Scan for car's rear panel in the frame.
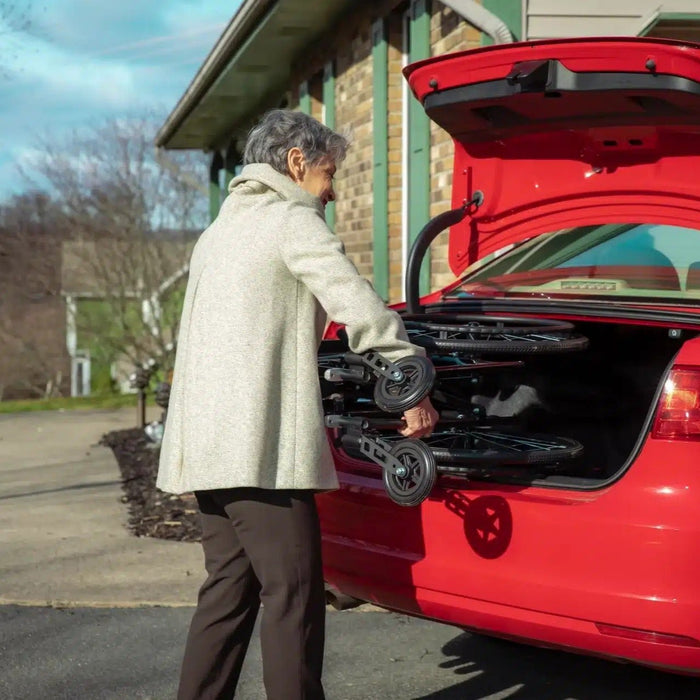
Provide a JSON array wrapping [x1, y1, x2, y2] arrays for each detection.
[[318, 426, 700, 670]]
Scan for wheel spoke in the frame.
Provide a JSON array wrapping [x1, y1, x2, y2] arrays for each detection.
[[466, 430, 570, 452]]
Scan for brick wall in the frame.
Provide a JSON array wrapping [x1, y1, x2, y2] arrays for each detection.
[[287, 0, 486, 302], [289, 2, 403, 285], [334, 25, 375, 280]]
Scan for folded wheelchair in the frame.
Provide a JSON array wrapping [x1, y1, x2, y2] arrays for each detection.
[[319, 315, 588, 507]]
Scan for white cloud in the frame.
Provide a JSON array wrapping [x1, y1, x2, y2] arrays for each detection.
[[3, 30, 136, 106], [0, 1, 242, 201], [88, 24, 226, 62], [161, 1, 237, 36]]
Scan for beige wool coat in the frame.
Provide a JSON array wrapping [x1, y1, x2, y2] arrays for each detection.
[[156, 163, 425, 494]]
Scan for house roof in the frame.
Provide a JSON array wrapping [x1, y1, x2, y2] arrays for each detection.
[[155, 0, 354, 152], [61, 239, 193, 297]]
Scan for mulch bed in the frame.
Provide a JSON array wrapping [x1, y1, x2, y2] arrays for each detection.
[[100, 428, 201, 542]]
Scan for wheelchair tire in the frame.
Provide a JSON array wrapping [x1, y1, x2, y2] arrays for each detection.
[[383, 439, 437, 507], [403, 314, 575, 336], [403, 315, 588, 355], [374, 355, 436, 413], [410, 334, 589, 355]]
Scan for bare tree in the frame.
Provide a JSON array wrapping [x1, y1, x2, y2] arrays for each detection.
[[19, 114, 208, 389], [0, 191, 70, 398], [25, 114, 207, 236]]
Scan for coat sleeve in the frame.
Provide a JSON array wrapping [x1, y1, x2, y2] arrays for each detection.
[[276, 204, 425, 362]]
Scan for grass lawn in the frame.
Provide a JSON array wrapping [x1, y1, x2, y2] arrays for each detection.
[[0, 393, 155, 414]]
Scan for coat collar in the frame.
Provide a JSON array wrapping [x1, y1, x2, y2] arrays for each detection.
[[229, 163, 324, 215]]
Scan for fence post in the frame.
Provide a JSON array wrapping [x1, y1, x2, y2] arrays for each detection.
[[131, 366, 153, 428]]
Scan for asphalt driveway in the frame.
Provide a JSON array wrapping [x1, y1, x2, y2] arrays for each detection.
[[2, 604, 699, 700]]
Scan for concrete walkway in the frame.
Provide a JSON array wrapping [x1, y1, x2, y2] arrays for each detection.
[[0, 407, 202, 607]]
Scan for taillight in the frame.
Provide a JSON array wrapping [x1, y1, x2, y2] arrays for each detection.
[[651, 366, 700, 440]]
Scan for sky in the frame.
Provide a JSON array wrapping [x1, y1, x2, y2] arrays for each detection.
[[0, 0, 243, 201]]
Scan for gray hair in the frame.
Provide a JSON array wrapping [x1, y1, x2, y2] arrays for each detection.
[[243, 109, 349, 174]]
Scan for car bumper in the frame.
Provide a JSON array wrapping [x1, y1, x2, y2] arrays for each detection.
[[323, 560, 700, 675]]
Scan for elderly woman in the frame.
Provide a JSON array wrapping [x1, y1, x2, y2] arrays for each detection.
[[157, 109, 438, 700]]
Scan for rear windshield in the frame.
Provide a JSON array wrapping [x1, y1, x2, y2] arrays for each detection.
[[447, 223, 700, 303]]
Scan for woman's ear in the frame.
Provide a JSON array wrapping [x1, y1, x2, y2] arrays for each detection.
[[287, 147, 305, 182]]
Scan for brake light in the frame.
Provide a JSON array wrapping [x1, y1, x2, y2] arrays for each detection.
[[651, 367, 700, 440]]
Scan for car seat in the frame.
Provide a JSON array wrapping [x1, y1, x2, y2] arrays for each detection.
[[686, 261, 700, 290]]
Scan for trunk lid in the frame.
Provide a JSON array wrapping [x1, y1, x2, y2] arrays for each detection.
[[404, 38, 700, 276]]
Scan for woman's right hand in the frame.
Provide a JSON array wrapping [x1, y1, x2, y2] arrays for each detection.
[[399, 397, 439, 439]]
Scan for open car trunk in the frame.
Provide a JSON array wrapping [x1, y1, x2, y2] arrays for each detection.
[[319, 315, 686, 489], [450, 318, 681, 486]]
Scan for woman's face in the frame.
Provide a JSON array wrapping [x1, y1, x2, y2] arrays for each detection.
[[287, 148, 336, 208]]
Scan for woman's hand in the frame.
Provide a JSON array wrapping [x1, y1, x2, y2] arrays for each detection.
[[399, 396, 439, 438]]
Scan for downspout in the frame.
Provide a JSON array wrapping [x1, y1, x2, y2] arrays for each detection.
[[440, 0, 514, 44]]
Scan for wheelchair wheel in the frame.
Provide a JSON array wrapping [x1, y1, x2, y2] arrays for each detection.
[[383, 439, 437, 507], [421, 429, 583, 466], [374, 355, 436, 413], [403, 315, 588, 355]]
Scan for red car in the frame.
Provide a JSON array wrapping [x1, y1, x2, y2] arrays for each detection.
[[317, 37, 700, 675]]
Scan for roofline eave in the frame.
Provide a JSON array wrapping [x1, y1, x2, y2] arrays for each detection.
[[156, 0, 275, 150]]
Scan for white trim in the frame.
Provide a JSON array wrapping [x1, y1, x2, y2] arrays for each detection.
[[71, 350, 91, 397], [156, 0, 272, 147], [157, 263, 189, 296], [142, 296, 160, 336], [634, 8, 667, 37], [65, 295, 77, 357], [66, 294, 89, 397]]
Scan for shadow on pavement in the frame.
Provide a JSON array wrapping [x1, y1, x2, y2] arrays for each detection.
[[414, 631, 700, 700]]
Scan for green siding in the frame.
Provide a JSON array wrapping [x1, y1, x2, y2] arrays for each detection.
[[481, 0, 522, 45], [371, 20, 389, 301], [209, 151, 223, 222], [76, 298, 141, 394], [224, 144, 240, 192], [322, 62, 337, 232], [409, 0, 431, 296], [322, 64, 335, 130], [299, 80, 311, 114]]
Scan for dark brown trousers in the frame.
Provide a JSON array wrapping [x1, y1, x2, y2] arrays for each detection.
[[177, 488, 326, 700]]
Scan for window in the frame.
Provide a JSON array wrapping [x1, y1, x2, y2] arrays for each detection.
[[448, 223, 700, 302]]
